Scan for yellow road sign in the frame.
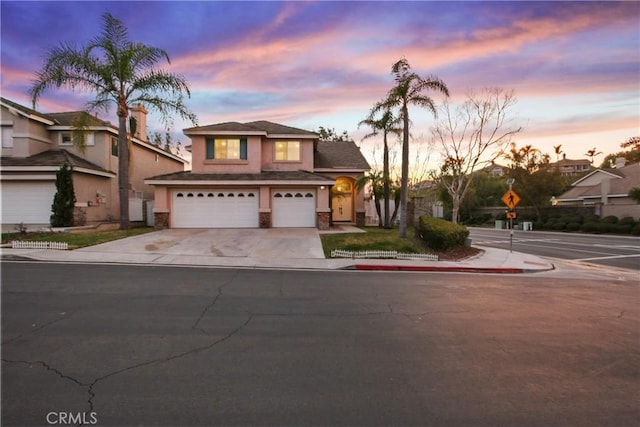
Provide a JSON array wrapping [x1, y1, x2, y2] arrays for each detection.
[[502, 190, 520, 209], [506, 211, 517, 219]]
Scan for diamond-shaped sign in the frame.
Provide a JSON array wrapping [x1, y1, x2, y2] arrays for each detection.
[[502, 190, 520, 210]]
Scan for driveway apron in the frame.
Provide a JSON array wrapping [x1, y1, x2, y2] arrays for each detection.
[[76, 228, 326, 259]]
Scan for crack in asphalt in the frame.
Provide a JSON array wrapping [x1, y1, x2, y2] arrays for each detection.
[[191, 270, 239, 334], [2, 313, 70, 345]]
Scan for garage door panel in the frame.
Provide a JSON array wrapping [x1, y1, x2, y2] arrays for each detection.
[[172, 189, 258, 228], [272, 190, 315, 228], [1, 181, 56, 224]]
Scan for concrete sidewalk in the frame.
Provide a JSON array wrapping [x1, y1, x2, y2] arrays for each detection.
[[0, 245, 554, 273]]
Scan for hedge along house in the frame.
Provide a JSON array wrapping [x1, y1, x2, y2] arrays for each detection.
[[145, 121, 370, 229], [0, 97, 187, 229]]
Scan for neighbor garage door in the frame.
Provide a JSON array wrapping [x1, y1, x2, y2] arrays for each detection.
[[172, 189, 259, 228], [1, 181, 56, 224], [272, 190, 316, 227]]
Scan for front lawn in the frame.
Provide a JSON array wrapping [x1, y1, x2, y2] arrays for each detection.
[[320, 226, 425, 258], [1, 227, 154, 250]]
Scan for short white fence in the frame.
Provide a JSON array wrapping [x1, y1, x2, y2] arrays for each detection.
[[331, 249, 438, 261], [11, 241, 69, 250]]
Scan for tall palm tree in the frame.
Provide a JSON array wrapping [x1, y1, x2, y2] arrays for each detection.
[[372, 58, 449, 237], [585, 148, 603, 165], [553, 144, 563, 162], [358, 109, 401, 228], [30, 12, 197, 229]]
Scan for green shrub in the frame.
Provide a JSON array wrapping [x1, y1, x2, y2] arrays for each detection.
[[566, 222, 581, 231], [631, 224, 640, 236], [601, 215, 618, 224], [583, 214, 600, 223], [619, 217, 636, 226], [418, 216, 469, 251]]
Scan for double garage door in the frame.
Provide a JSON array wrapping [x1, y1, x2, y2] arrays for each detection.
[[171, 188, 316, 228]]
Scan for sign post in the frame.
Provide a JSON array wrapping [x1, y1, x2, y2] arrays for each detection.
[[502, 180, 520, 253]]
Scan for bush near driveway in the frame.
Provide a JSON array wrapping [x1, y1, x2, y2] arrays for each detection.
[[320, 227, 424, 258], [418, 216, 469, 251]]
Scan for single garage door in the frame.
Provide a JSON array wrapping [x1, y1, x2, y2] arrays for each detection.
[[272, 190, 316, 228], [172, 189, 259, 228], [1, 181, 56, 224]]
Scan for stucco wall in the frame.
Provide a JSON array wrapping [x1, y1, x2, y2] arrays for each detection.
[[1, 107, 53, 157], [261, 139, 314, 171], [190, 135, 262, 173], [72, 173, 115, 223]]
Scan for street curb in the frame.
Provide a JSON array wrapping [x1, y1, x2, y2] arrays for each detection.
[[352, 264, 547, 273]]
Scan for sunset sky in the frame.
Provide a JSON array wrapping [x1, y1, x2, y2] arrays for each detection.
[[1, 1, 638, 170]]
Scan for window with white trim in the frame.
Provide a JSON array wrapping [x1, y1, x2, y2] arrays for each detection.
[[274, 141, 300, 161], [1, 126, 13, 148], [60, 131, 94, 146]]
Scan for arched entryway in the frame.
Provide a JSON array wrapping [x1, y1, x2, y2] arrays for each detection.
[[331, 177, 354, 222]]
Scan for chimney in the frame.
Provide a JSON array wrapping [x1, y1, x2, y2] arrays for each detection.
[[615, 157, 626, 169], [129, 104, 148, 141]]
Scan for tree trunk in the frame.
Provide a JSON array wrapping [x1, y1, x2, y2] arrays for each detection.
[[118, 109, 130, 230], [399, 104, 409, 238], [451, 194, 460, 225], [383, 133, 391, 228]]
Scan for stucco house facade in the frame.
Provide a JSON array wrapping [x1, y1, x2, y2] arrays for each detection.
[[145, 121, 370, 230], [553, 160, 639, 219], [0, 97, 186, 229]]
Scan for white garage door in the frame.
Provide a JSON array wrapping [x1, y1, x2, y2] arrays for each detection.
[[272, 190, 316, 228], [172, 189, 259, 228], [1, 181, 56, 224]]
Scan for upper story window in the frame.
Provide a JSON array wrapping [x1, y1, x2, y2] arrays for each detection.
[[275, 141, 300, 161], [206, 138, 247, 160], [111, 137, 118, 157], [60, 131, 94, 147], [1, 126, 13, 148]]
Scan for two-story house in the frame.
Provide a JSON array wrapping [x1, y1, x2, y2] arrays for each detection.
[[0, 97, 186, 229], [145, 121, 370, 230]]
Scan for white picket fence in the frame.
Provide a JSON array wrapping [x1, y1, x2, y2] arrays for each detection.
[[331, 249, 438, 261], [11, 241, 69, 250]]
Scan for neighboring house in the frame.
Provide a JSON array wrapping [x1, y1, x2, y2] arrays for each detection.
[[145, 120, 370, 229], [550, 154, 592, 176], [553, 160, 639, 219], [0, 97, 186, 229], [479, 161, 509, 176]]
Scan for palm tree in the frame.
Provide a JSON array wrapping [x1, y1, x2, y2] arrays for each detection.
[[30, 12, 197, 229], [585, 147, 603, 165], [355, 171, 384, 227], [371, 58, 449, 237], [358, 108, 401, 228], [553, 144, 563, 162]]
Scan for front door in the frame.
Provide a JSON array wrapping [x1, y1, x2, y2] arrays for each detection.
[[332, 178, 353, 222]]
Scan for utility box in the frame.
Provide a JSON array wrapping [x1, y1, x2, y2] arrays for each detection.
[[495, 220, 505, 229], [523, 221, 533, 231]]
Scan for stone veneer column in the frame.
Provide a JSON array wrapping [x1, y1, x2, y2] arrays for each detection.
[[317, 212, 330, 230], [154, 212, 169, 230], [259, 212, 271, 228], [356, 211, 365, 227]]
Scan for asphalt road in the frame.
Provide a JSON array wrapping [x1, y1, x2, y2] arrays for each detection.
[[2, 262, 639, 427], [469, 227, 640, 270]]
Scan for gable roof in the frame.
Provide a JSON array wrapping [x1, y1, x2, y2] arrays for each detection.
[[1, 149, 116, 177], [184, 120, 318, 139], [47, 111, 113, 127], [314, 140, 370, 171], [557, 162, 639, 201], [1, 97, 56, 125], [145, 169, 335, 185]]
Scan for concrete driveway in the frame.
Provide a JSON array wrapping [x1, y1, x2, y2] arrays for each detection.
[[77, 228, 326, 259]]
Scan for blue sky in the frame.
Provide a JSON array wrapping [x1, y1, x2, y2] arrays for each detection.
[[1, 1, 638, 169]]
